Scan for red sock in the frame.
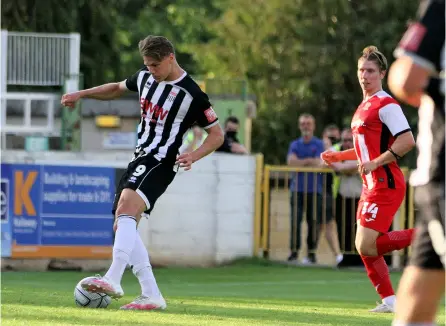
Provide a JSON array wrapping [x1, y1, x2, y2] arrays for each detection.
[[360, 255, 394, 299], [376, 228, 415, 256]]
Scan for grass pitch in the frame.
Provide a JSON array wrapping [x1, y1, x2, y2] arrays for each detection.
[[2, 260, 445, 325]]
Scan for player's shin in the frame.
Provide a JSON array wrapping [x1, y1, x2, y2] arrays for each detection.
[[104, 214, 137, 284], [360, 255, 395, 304], [130, 232, 162, 298]]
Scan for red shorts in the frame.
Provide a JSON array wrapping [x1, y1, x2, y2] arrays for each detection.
[[356, 187, 406, 233]]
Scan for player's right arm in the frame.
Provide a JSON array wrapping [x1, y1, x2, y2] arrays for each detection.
[[61, 68, 142, 107], [321, 148, 356, 165], [61, 81, 130, 108]]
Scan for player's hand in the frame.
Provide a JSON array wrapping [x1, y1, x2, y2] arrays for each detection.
[[320, 150, 340, 165], [175, 153, 193, 171], [61, 92, 81, 108], [113, 219, 118, 233], [358, 161, 378, 175]]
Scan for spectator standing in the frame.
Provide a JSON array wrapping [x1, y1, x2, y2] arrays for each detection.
[[330, 128, 362, 261], [321, 125, 344, 265], [287, 113, 324, 264], [216, 116, 249, 154]]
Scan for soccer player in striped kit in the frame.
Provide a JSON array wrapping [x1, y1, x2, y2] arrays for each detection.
[[61, 35, 224, 310], [389, 0, 445, 324]]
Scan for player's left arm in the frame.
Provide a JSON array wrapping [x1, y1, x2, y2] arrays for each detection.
[[389, 0, 444, 107], [372, 104, 416, 168], [176, 95, 224, 170], [190, 123, 224, 163]]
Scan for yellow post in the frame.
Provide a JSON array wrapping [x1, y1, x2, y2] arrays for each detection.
[[408, 184, 415, 228], [261, 165, 271, 253], [400, 168, 408, 231], [253, 154, 264, 256], [408, 183, 415, 255], [245, 117, 252, 153]]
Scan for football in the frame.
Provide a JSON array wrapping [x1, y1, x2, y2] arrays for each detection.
[[74, 278, 112, 308]]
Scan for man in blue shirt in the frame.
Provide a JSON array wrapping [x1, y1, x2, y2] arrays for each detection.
[[287, 113, 324, 264]]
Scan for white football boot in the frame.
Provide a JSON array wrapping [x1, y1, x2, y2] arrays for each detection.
[[120, 295, 167, 310], [369, 301, 395, 313], [81, 275, 124, 299]]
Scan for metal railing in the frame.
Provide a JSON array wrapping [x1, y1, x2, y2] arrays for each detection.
[[2, 31, 80, 87], [253, 164, 415, 267]]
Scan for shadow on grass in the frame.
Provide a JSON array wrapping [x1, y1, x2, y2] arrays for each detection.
[[1, 312, 158, 326], [166, 303, 393, 325], [2, 299, 393, 326]]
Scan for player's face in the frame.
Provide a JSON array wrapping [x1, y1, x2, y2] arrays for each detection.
[[357, 59, 385, 93], [144, 54, 174, 82]]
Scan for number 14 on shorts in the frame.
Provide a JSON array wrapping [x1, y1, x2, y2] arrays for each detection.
[[361, 202, 379, 222]]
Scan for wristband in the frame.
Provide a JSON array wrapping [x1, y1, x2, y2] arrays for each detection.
[[388, 148, 402, 160]]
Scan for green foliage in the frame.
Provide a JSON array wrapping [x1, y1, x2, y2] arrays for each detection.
[[1, 0, 420, 165], [193, 0, 419, 164]]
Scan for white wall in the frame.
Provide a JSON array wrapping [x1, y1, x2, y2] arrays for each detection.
[[2, 151, 256, 266], [143, 153, 256, 266]]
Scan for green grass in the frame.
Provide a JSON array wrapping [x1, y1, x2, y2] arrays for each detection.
[[2, 261, 445, 325]]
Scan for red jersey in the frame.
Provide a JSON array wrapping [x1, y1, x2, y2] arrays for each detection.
[[351, 90, 411, 191]]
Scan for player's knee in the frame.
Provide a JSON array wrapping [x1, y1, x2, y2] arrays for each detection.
[[115, 203, 143, 220], [115, 189, 147, 218], [355, 238, 376, 256], [115, 201, 137, 218]]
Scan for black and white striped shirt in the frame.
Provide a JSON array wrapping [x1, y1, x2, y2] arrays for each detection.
[[394, 0, 445, 186], [125, 67, 219, 164]]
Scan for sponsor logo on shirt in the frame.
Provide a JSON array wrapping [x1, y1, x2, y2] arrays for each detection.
[[204, 107, 217, 123], [399, 22, 427, 52]]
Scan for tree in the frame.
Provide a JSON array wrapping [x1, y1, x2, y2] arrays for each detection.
[[2, 0, 420, 165], [191, 0, 419, 164]]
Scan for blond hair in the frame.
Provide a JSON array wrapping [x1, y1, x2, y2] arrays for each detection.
[[138, 35, 175, 61], [358, 45, 388, 71]]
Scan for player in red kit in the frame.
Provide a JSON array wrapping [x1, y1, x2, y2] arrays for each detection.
[[321, 46, 416, 313]]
